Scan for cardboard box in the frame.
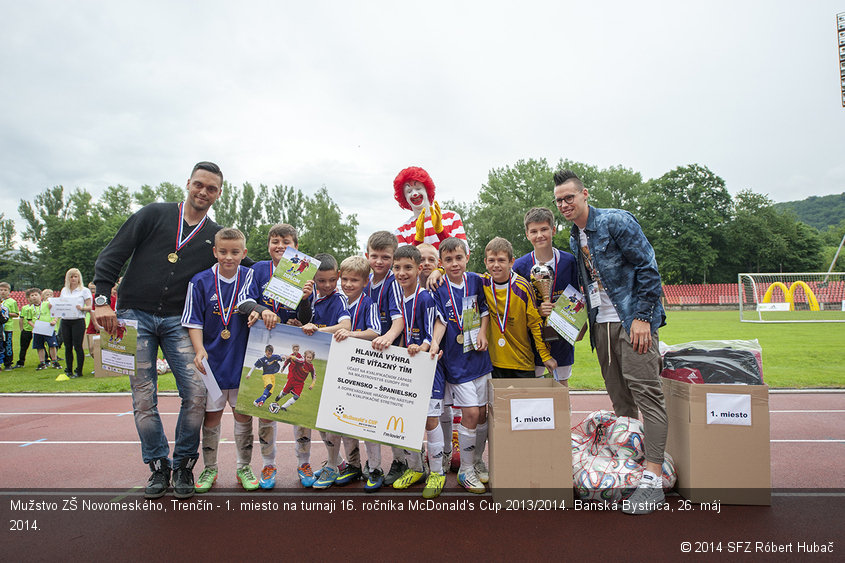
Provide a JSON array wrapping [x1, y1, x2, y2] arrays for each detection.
[[488, 378, 573, 506], [662, 377, 771, 505]]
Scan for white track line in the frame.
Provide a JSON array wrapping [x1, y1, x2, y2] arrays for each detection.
[[1, 440, 297, 445], [2, 439, 843, 445], [3, 389, 844, 397], [3, 409, 842, 416], [570, 410, 844, 415]]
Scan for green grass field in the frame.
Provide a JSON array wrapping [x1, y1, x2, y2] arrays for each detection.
[[235, 359, 326, 424], [1, 310, 842, 392]]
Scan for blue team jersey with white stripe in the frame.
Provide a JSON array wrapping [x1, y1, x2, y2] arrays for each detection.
[[345, 294, 381, 333], [182, 264, 258, 389], [392, 282, 443, 400], [251, 259, 299, 323], [513, 248, 577, 367], [365, 273, 402, 336], [432, 272, 493, 384], [309, 291, 350, 327], [254, 354, 284, 374]]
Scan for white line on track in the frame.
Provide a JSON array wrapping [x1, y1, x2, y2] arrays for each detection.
[[771, 439, 845, 443], [2, 439, 843, 445], [570, 410, 845, 415], [0, 440, 298, 445], [4, 389, 845, 397]]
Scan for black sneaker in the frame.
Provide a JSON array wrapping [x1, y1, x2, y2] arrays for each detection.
[[36, 363, 46, 371], [383, 459, 408, 486], [52, 361, 62, 369], [335, 464, 363, 486], [172, 457, 197, 499], [145, 458, 171, 499]]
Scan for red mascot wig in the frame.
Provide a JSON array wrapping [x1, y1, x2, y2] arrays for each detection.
[[393, 167, 437, 211]]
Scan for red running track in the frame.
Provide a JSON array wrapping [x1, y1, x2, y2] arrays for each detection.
[[1, 392, 843, 559]]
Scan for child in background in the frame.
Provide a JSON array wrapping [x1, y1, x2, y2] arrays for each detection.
[[42, 289, 63, 351], [37, 289, 62, 370], [85, 282, 99, 358], [418, 243, 439, 285], [249, 223, 313, 489], [333, 255, 381, 488], [17, 288, 39, 368], [512, 207, 578, 384], [298, 253, 351, 490], [0, 282, 19, 370]]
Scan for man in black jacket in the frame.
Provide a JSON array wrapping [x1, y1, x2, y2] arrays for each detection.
[[94, 161, 224, 499]]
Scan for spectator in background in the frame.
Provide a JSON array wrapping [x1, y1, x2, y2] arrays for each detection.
[[59, 268, 92, 379], [0, 282, 19, 370], [85, 282, 99, 357], [17, 288, 41, 368]]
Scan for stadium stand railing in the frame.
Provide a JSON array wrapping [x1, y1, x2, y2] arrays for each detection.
[[662, 281, 845, 306]]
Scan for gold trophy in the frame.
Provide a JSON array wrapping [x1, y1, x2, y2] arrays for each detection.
[[530, 264, 559, 342]]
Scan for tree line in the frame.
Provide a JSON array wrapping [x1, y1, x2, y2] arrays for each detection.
[[3, 158, 843, 289], [6, 182, 357, 289], [445, 158, 843, 284]]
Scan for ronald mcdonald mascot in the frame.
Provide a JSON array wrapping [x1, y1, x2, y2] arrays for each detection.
[[392, 166, 468, 251]]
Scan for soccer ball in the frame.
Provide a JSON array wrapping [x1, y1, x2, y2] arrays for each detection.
[[530, 263, 553, 280], [335, 405, 345, 416], [268, 403, 281, 414], [606, 417, 645, 461]]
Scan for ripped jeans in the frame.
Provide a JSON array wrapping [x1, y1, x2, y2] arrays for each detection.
[[119, 309, 206, 466]]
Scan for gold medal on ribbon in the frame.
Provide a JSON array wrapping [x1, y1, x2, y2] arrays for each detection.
[[456, 334, 464, 345], [221, 329, 231, 340], [167, 252, 179, 263]]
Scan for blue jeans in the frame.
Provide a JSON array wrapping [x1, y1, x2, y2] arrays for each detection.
[[2, 330, 11, 367], [119, 309, 206, 466]]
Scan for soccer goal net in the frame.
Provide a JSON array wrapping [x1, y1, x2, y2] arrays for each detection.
[[738, 272, 845, 322]]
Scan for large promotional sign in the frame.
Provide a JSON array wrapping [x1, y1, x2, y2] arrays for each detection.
[[235, 324, 436, 450], [316, 337, 437, 451]]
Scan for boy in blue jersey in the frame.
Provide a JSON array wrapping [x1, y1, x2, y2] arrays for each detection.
[[420, 243, 463, 474], [182, 228, 275, 493], [250, 223, 313, 489], [375, 245, 439, 494], [332, 255, 382, 488], [247, 345, 285, 406], [512, 207, 578, 385], [365, 231, 407, 488], [429, 237, 493, 494], [296, 254, 351, 489]]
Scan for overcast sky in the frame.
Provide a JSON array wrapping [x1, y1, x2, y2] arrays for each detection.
[[2, 1, 844, 249]]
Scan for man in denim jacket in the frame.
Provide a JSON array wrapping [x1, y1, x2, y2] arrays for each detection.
[[554, 169, 668, 515]]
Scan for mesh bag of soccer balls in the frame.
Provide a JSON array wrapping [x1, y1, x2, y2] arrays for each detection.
[[571, 410, 676, 502]]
